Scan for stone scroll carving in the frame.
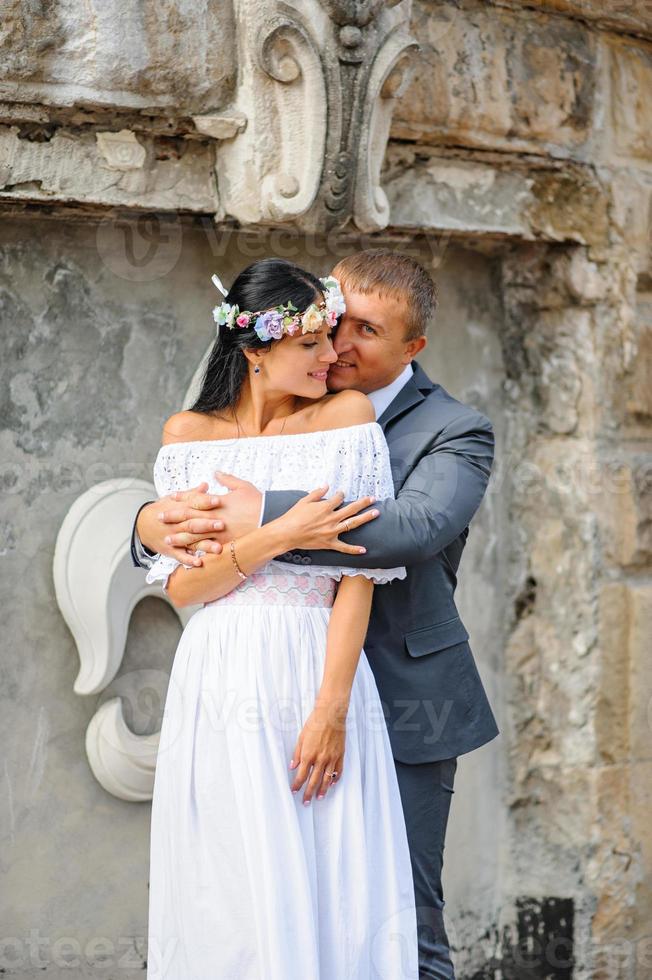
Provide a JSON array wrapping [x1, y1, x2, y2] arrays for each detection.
[[215, 0, 417, 232], [53, 479, 197, 801]]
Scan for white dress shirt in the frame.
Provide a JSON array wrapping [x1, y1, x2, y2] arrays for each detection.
[[366, 362, 414, 423]]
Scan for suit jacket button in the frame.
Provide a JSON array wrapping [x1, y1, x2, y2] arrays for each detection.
[[301, 556, 310, 564], [292, 555, 301, 563]]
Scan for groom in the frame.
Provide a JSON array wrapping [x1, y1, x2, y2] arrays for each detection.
[[131, 248, 499, 979]]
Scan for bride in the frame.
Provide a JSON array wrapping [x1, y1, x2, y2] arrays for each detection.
[[144, 258, 418, 979]]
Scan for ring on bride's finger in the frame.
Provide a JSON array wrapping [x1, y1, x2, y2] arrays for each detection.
[[195, 548, 206, 557], [341, 520, 350, 533]]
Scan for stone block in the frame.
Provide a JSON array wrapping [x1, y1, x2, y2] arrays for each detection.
[[627, 585, 652, 762], [509, 1, 652, 40], [564, 250, 608, 305], [591, 765, 635, 942], [96, 130, 147, 171], [591, 755, 652, 952], [608, 39, 652, 161], [596, 584, 630, 764], [524, 309, 595, 435], [505, 12, 597, 146], [0, 125, 219, 213], [384, 152, 535, 237], [629, 761, 652, 942], [392, 1, 512, 146], [626, 294, 652, 421], [383, 147, 612, 247], [0, 0, 235, 112], [609, 171, 652, 275], [527, 169, 610, 249], [504, 503, 600, 769], [393, 0, 597, 153], [598, 451, 652, 568]]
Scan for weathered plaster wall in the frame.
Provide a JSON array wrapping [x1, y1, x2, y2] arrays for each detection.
[[0, 214, 217, 977], [0, 216, 506, 977], [424, 243, 509, 954]]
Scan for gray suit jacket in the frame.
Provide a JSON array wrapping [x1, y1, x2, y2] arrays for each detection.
[[262, 360, 499, 764]]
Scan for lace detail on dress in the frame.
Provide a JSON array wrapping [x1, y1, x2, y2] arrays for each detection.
[[205, 570, 337, 608], [328, 566, 406, 585], [144, 421, 406, 593], [145, 554, 189, 591]]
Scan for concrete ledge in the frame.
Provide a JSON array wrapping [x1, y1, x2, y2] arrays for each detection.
[[0, 125, 220, 213]]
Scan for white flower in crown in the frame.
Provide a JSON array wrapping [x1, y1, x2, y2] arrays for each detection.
[[213, 301, 238, 332], [301, 304, 324, 333], [320, 275, 346, 319]]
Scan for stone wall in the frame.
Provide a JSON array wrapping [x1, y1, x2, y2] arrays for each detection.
[[385, 2, 652, 976]]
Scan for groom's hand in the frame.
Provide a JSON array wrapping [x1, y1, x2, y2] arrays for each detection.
[[136, 483, 227, 564], [183, 471, 264, 556]]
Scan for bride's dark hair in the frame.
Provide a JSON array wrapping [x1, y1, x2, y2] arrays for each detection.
[[190, 258, 325, 414]]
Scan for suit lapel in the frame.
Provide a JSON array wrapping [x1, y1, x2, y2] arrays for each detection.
[[377, 360, 435, 430]]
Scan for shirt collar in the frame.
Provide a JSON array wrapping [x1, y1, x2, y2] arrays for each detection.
[[367, 362, 415, 420]]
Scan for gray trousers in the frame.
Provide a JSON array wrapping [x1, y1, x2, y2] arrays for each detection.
[[394, 757, 458, 980]]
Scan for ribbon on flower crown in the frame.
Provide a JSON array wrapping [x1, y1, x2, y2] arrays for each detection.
[[211, 274, 228, 297], [210, 273, 346, 343]]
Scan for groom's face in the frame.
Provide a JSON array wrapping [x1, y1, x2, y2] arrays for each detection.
[[327, 286, 426, 394]]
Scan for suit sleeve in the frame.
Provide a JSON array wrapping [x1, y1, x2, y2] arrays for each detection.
[[130, 501, 158, 569], [262, 411, 494, 569]]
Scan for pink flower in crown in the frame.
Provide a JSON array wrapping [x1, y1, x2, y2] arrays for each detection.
[[326, 309, 338, 327], [284, 318, 301, 336], [236, 313, 250, 328]]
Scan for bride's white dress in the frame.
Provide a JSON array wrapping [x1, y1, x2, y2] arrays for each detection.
[[144, 420, 418, 980]]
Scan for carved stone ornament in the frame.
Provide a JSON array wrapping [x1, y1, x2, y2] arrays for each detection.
[[53, 478, 198, 801], [215, 0, 417, 232]]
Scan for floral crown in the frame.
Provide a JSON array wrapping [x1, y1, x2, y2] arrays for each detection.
[[211, 274, 345, 343]]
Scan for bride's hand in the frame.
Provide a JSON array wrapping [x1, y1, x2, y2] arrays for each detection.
[[280, 485, 379, 556], [289, 700, 348, 804]]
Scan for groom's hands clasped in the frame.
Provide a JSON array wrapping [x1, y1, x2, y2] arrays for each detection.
[[136, 471, 380, 562], [136, 481, 226, 566]]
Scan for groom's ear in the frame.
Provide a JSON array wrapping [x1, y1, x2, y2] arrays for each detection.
[[405, 335, 427, 359]]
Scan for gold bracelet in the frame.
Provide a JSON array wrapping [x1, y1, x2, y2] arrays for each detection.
[[229, 539, 247, 581]]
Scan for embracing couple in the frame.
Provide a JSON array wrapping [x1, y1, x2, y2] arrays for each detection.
[[131, 249, 499, 979]]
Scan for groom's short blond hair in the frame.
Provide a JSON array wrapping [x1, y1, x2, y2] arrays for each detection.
[[331, 249, 438, 341]]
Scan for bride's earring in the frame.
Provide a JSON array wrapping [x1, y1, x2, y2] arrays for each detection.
[[254, 365, 261, 374]]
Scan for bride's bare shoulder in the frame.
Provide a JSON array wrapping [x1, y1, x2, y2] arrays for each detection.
[[162, 411, 218, 445], [311, 390, 375, 431]]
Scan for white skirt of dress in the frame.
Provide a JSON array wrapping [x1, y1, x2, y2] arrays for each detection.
[[146, 590, 419, 980]]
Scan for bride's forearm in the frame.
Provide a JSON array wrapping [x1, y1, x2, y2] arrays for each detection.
[[317, 574, 374, 710], [166, 520, 289, 607]]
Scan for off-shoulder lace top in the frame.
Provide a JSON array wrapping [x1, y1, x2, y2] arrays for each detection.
[[145, 420, 406, 592]]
